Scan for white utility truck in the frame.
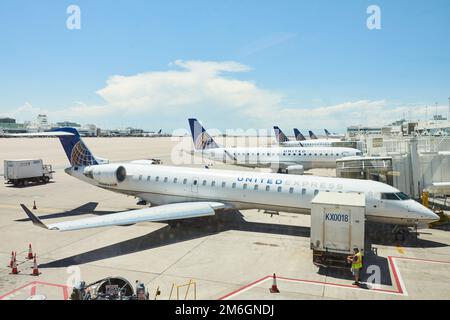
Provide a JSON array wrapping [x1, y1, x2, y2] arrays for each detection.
[[4, 159, 54, 186], [310, 192, 365, 268]]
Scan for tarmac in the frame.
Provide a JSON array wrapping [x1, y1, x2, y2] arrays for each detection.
[[0, 136, 449, 300]]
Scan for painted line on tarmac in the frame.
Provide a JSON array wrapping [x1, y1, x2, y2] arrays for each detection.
[[0, 281, 70, 300], [218, 256, 450, 300]]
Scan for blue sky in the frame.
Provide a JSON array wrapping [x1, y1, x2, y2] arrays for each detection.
[[0, 0, 449, 132]]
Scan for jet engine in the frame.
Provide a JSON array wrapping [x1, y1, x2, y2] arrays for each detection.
[[84, 164, 127, 185], [285, 165, 304, 175]]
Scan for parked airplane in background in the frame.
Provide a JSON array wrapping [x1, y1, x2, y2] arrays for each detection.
[[293, 129, 306, 141], [191, 119, 362, 174], [274, 127, 341, 148], [146, 129, 162, 137], [325, 129, 345, 139], [309, 130, 318, 140], [13, 128, 438, 233]]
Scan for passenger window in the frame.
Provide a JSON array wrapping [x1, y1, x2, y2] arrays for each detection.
[[164, 177, 168, 183], [314, 190, 319, 196], [139, 175, 142, 181], [289, 187, 294, 194], [147, 176, 151, 181], [202, 180, 207, 186], [254, 185, 259, 190], [193, 180, 197, 185], [155, 176, 159, 182], [222, 182, 226, 188], [277, 187, 282, 192], [211, 181, 216, 187], [183, 178, 187, 184], [243, 184, 248, 190], [266, 185, 270, 191], [173, 178, 178, 183], [301, 188, 306, 195], [232, 183, 236, 189]]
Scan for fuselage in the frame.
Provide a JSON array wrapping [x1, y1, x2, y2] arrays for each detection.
[[68, 163, 438, 226], [280, 139, 341, 148], [194, 146, 362, 170]]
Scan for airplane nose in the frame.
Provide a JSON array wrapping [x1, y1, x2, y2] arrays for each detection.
[[414, 204, 440, 223], [422, 207, 440, 223]]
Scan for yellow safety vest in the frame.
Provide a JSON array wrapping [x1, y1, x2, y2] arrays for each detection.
[[352, 252, 362, 269]]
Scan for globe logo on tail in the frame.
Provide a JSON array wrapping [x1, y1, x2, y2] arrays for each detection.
[[70, 141, 96, 166]]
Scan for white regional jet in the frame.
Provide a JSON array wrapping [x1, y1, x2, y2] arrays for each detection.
[[274, 126, 342, 148], [324, 129, 345, 139], [15, 127, 438, 233], [190, 119, 362, 174]]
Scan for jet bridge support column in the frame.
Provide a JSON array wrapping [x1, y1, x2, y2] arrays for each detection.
[[409, 137, 421, 199]]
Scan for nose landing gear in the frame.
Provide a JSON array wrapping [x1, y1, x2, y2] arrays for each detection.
[[392, 225, 418, 242]]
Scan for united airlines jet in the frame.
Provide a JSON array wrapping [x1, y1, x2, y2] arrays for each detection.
[[274, 127, 343, 148], [325, 129, 345, 139], [190, 119, 362, 174], [15, 128, 438, 233]]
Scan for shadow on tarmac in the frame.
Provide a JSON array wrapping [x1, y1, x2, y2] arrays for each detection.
[[15, 202, 99, 222], [39, 210, 310, 268]]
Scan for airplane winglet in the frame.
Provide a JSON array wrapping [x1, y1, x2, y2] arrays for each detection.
[[20, 204, 50, 230]]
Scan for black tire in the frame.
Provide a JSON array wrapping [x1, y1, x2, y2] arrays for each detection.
[[43, 176, 50, 183]]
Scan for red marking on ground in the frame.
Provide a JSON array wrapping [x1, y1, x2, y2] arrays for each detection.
[[218, 255, 450, 300], [391, 256, 450, 264], [0, 281, 71, 300], [218, 275, 271, 300], [387, 256, 403, 295]]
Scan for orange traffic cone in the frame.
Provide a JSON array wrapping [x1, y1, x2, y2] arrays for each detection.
[[27, 243, 34, 259], [31, 254, 40, 276], [10, 256, 19, 275], [269, 273, 280, 293], [33, 201, 37, 210], [8, 251, 14, 268]]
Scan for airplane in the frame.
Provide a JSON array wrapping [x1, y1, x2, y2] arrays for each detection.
[[325, 129, 345, 139], [13, 127, 438, 233], [274, 126, 342, 148], [293, 128, 306, 141], [309, 130, 319, 140], [190, 119, 362, 174], [146, 129, 162, 137]]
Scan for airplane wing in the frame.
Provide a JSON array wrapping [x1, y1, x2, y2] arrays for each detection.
[[20, 202, 226, 232]]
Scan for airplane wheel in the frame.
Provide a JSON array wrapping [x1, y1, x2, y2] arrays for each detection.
[[394, 231, 405, 242]]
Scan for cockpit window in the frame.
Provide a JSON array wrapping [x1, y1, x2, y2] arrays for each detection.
[[396, 192, 410, 200], [356, 152, 363, 156], [381, 193, 400, 200], [381, 192, 410, 200]]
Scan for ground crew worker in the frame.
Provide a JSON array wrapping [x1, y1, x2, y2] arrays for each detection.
[[347, 248, 363, 285]]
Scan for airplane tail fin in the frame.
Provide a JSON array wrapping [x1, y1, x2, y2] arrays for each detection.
[[7, 128, 101, 167], [52, 128, 99, 166], [273, 126, 290, 143], [158, 129, 162, 134], [309, 130, 318, 140], [188, 118, 220, 150], [324, 129, 331, 137], [293, 129, 306, 141]]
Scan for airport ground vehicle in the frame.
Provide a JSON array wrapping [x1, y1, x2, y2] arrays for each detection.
[[4, 159, 54, 186], [311, 192, 365, 268]]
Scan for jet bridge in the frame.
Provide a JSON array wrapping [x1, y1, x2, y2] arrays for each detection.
[[336, 156, 394, 186]]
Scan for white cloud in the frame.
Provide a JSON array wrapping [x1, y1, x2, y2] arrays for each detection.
[[0, 102, 43, 121], [3, 60, 448, 130]]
